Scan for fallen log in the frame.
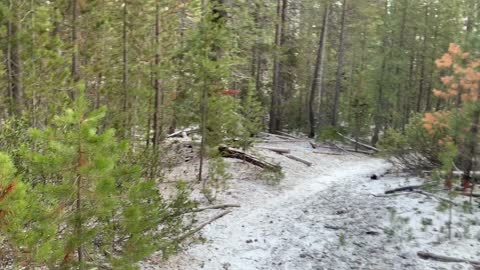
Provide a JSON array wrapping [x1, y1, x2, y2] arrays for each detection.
[[257, 147, 291, 154], [337, 132, 379, 152], [332, 143, 350, 154], [330, 143, 374, 155], [191, 204, 241, 213], [331, 143, 375, 155], [283, 154, 312, 167], [417, 251, 480, 266], [346, 148, 375, 155], [385, 185, 425, 194], [167, 127, 199, 138], [219, 146, 281, 172], [324, 224, 344, 230], [274, 131, 300, 139], [258, 132, 295, 141], [261, 139, 310, 143], [313, 151, 343, 156]]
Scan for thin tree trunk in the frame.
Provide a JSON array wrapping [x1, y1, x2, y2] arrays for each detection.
[[308, 4, 330, 138], [76, 147, 84, 268], [4, 19, 14, 117], [371, 2, 389, 147], [331, 0, 347, 127], [394, 0, 408, 128], [152, 1, 163, 148], [277, 0, 288, 128], [198, 0, 209, 185], [30, 0, 37, 125], [71, 0, 79, 100], [122, 0, 129, 135], [269, 0, 283, 133], [425, 29, 438, 111], [5, 2, 24, 116], [416, 2, 429, 113], [461, 103, 480, 184]]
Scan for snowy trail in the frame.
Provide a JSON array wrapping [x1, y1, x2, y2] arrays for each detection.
[[143, 145, 392, 270], [182, 158, 388, 270], [142, 141, 480, 270]]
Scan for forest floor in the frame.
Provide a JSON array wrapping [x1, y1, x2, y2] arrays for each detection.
[[141, 137, 480, 270]]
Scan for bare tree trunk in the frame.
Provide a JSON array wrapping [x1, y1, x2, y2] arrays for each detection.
[[331, 0, 347, 127], [4, 20, 14, 116], [152, 1, 163, 148], [308, 4, 330, 138], [393, 0, 408, 129], [5, 2, 24, 116], [371, 3, 389, 147], [277, 0, 288, 128], [71, 0, 79, 100], [461, 102, 480, 186], [122, 0, 129, 135], [425, 29, 438, 112], [269, 0, 283, 133], [416, 3, 429, 113]]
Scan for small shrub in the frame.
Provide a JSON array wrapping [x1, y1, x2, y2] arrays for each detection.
[[378, 114, 448, 171]]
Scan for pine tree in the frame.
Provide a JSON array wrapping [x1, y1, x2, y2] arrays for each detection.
[[1, 94, 194, 268]]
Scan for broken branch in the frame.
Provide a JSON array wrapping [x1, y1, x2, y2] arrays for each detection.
[[337, 132, 379, 152], [283, 154, 312, 167], [384, 185, 425, 194], [417, 251, 480, 266], [256, 147, 291, 154]]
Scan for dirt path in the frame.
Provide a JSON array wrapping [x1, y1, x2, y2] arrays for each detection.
[[142, 141, 480, 270], [143, 147, 390, 269]]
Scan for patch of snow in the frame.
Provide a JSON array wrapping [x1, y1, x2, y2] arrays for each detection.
[[142, 140, 480, 270]]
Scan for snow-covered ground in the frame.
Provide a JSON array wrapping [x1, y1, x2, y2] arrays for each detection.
[[142, 139, 480, 270]]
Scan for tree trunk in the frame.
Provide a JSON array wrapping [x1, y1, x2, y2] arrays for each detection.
[[269, 0, 283, 133], [122, 0, 129, 135], [425, 29, 438, 112], [308, 5, 330, 138], [416, 3, 429, 113], [5, 2, 24, 116], [372, 31, 388, 146], [331, 0, 347, 127], [461, 107, 480, 183], [152, 1, 163, 148], [71, 0, 79, 100]]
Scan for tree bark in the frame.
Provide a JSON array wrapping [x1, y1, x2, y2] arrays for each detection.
[[371, 2, 389, 146], [416, 2, 429, 113], [5, 2, 24, 116], [219, 146, 281, 171], [152, 1, 163, 148], [71, 0, 79, 100], [331, 0, 347, 127], [371, 47, 387, 146], [308, 4, 330, 138], [461, 107, 480, 183], [269, 0, 283, 133], [122, 0, 129, 135]]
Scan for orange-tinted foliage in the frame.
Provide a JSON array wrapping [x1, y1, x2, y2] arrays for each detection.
[[0, 182, 16, 202], [424, 43, 480, 133], [222, 89, 241, 96], [0, 182, 17, 219]]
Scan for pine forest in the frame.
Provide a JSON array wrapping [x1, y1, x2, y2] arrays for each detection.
[[0, 0, 479, 269]]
